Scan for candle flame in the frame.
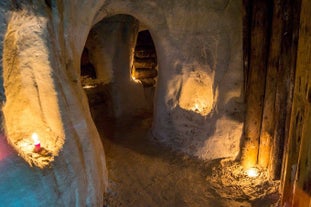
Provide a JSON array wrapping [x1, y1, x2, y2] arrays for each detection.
[[246, 167, 259, 178], [32, 133, 40, 145], [194, 103, 199, 111]]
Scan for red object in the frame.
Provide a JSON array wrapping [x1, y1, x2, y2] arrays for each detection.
[[0, 134, 14, 161], [34, 143, 41, 152]]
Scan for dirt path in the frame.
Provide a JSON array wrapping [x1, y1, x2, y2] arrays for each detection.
[[90, 102, 279, 207]]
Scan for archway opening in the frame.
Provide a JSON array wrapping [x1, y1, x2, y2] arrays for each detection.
[[76, 9, 282, 206], [131, 30, 158, 88], [80, 14, 158, 138], [80, 15, 161, 203]]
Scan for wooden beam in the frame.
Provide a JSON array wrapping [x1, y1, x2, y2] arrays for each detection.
[[281, 0, 310, 205], [241, 0, 271, 169], [258, 0, 283, 169], [292, 0, 311, 205], [269, 0, 301, 180]]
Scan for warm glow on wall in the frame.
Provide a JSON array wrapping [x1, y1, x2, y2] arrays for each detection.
[[2, 16, 65, 168], [130, 64, 141, 84], [193, 103, 200, 112], [17, 133, 41, 153], [189, 99, 212, 115], [131, 75, 141, 83], [179, 70, 214, 116]]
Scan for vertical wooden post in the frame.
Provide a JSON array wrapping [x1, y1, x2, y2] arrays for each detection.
[[241, 0, 271, 169], [258, 0, 283, 169], [294, 103, 311, 206], [269, 0, 301, 180], [281, 0, 311, 205]]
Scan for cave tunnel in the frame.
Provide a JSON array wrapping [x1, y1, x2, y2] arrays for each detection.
[[0, 0, 310, 206], [80, 14, 158, 144]]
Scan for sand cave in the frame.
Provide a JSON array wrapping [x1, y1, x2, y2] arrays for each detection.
[[0, 1, 310, 206]]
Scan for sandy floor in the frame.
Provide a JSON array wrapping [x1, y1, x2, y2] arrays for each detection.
[[87, 89, 280, 207]]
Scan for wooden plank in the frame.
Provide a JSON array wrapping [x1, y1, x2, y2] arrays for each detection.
[[281, 0, 309, 205], [292, 0, 311, 205], [290, 75, 311, 207], [241, 0, 271, 169], [269, 0, 301, 180], [258, 0, 283, 169]]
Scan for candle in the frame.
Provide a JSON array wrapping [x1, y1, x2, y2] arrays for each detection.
[[32, 133, 41, 152], [246, 167, 259, 178], [194, 104, 199, 111]]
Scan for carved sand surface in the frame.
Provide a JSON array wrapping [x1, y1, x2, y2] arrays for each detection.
[[0, 0, 263, 206], [89, 96, 280, 207]]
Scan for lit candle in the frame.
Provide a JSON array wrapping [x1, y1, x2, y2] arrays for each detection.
[[32, 133, 41, 152], [194, 103, 200, 112], [246, 167, 259, 178]]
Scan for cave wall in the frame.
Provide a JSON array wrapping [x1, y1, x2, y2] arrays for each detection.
[[85, 0, 244, 160], [123, 0, 242, 160], [0, 0, 243, 206], [0, 1, 108, 206]]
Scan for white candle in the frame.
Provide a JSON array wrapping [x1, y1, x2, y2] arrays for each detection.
[[32, 133, 41, 152]]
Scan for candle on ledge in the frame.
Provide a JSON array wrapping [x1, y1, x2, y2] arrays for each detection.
[[32, 133, 41, 153]]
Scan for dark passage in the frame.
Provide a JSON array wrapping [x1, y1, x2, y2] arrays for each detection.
[[132, 30, 158, 88]]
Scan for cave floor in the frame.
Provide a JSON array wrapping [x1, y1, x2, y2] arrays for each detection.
[[88, 93, 280, 207]]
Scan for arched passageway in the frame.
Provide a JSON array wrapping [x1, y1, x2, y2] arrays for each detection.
[[78, 13, 279, 207], [79, 14, 164, 205], [81, 14, 157, 121], [131, 30, 158, 88]]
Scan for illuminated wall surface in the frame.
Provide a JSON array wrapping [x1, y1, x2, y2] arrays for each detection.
[[0, 0, 243, 206]]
